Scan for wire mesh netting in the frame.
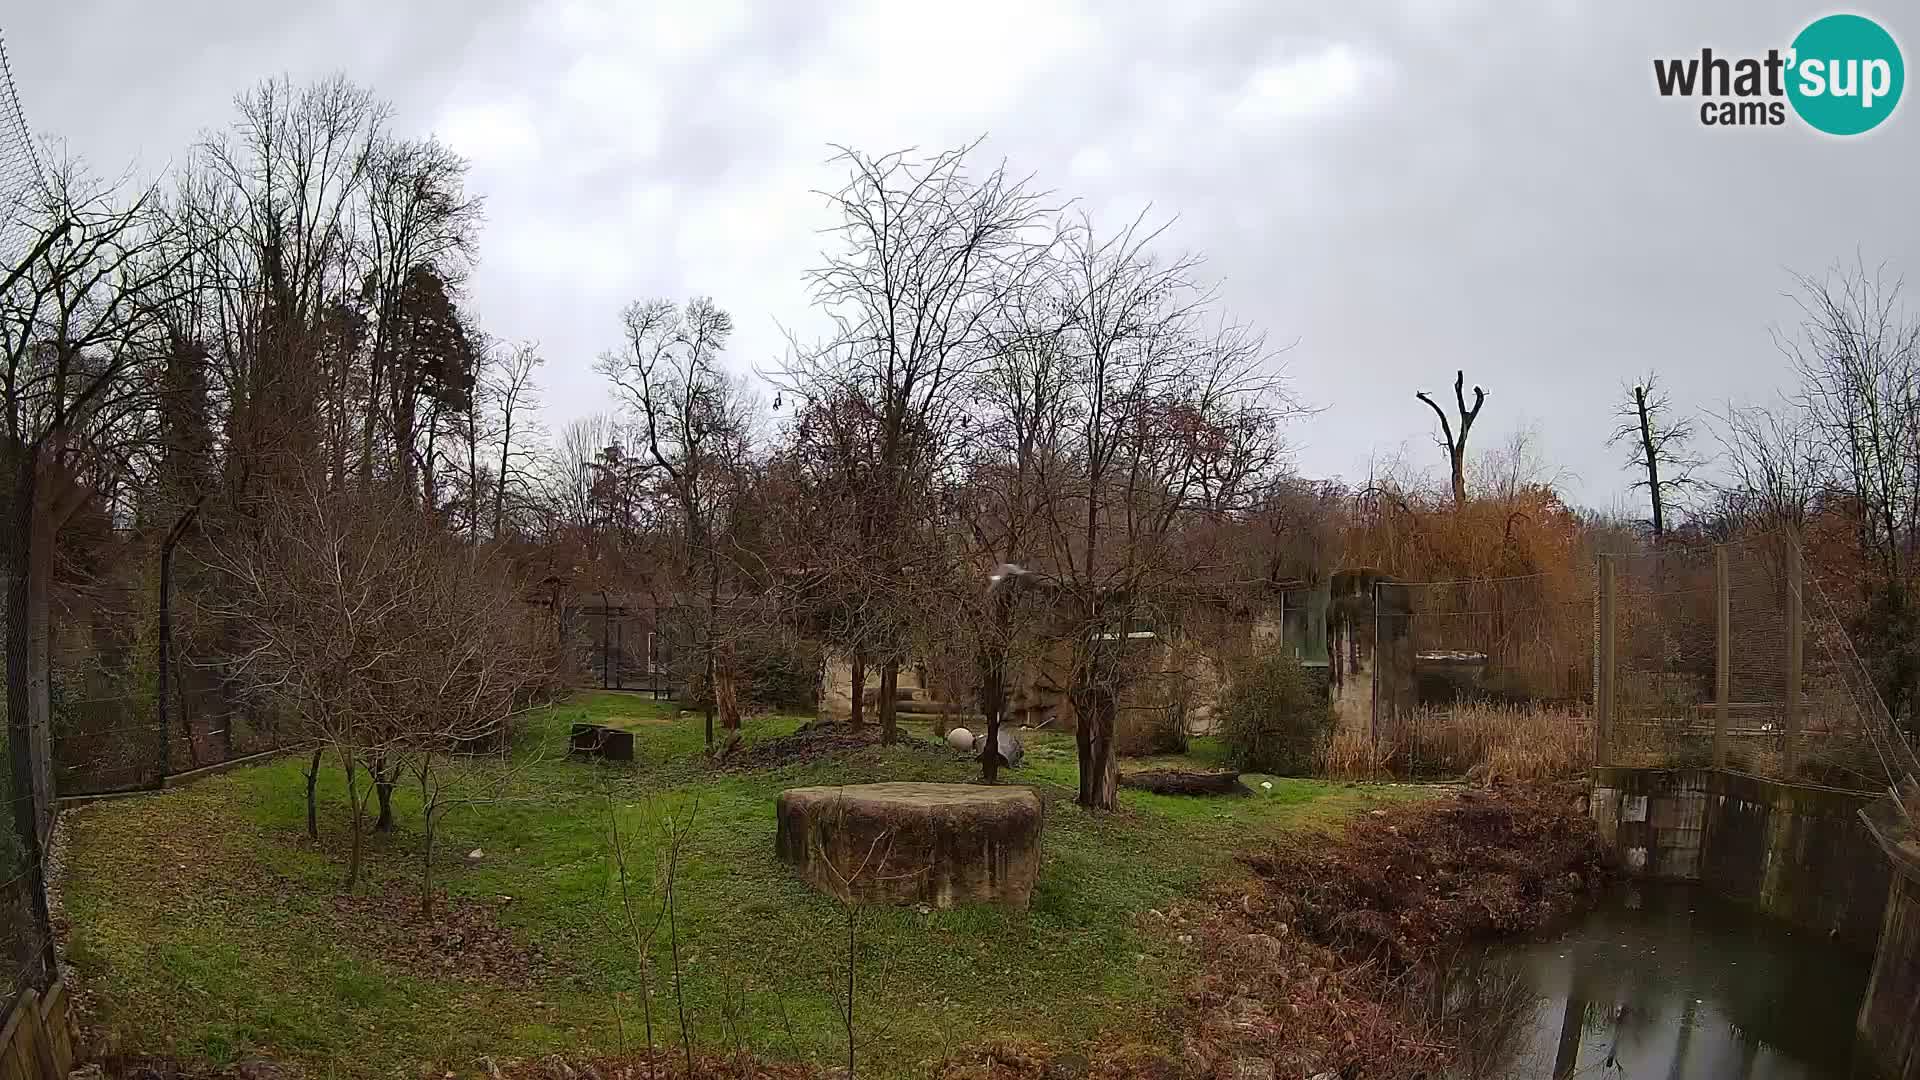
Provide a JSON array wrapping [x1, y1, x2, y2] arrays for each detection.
[[576, 598, 679, 696], [49, 684, 285, 797], [1366, 531, 1917, 793], [1370, 571, 1597, 776], [1602, 532, 1909, 792], [0, 25, 56, 1015], [0, 29, 44, 269], [1608, 543, 1722, 770]]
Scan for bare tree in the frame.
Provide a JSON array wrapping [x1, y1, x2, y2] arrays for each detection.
[[596, 297, 754, 746], [1026, 212, 1297, 809], [1778, 259, 1920, 722], [1784, 261, 1920, 584], [781, 140, 1055, 745], [3, 156, 185, 830], [196, 76, 386, 500], [1416, 370, 1486, 508], [1608, 374, 1699, 539], [487, 340, 543, 539], [357, 134, 481, 497], [203, 480, 548, 889], [1711, 397, 1823, 533]]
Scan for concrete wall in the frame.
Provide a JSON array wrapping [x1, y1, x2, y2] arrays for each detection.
[[1589, 767, 1889, 949], [1858, 796, 1920, 1080], [1859, 855, 1920, 1080]]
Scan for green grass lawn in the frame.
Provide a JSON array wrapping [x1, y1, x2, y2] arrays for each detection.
[[60, 693, 1416, 1078]]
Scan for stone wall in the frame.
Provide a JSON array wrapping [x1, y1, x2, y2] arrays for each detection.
[[1588, 766, 1888, 949]]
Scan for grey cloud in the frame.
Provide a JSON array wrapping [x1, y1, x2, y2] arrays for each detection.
[[8, 0, 1913, 509]]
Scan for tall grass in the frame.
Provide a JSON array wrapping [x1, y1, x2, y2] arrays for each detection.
[[1323, 702, 1593, 784]]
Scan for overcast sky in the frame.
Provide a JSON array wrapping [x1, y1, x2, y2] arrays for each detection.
[[7, 0, 1914, 511]]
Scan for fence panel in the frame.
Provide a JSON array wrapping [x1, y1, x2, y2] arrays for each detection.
[[1369, 571, 1596, 777], [1608, 544, 1719, 770], [1595, 532, 1912, 793]]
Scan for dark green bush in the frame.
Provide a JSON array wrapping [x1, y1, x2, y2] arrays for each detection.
[[676, 631, 822, 713], [1219, 653, 1332, 775]]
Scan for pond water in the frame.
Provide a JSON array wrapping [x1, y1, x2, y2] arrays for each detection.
[[1484, 882, 1876, 1079]]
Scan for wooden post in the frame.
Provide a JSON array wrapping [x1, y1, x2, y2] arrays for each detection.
[[1596, 554, 1616, 767], [1784, 532, 1804, 777], [1714, 545, 1730, 769]]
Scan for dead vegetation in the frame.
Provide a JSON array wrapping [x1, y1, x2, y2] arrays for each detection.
[[715, 720, 941, 771], [1324, 703, 1592, 785], [325, 888, 549, 987], [1168, 784, 1607, 1079]]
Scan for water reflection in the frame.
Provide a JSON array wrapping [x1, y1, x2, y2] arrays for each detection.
[[1463, 883, 1873, 1079]]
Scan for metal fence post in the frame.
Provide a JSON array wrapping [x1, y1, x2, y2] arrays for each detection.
[[1785, 532, 1804, 777], [1596, 554, 1616, 767], [1714, 544, 1730, 769]]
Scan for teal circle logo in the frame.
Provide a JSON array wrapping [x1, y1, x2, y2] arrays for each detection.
[[1788, 14, 1904, 135]]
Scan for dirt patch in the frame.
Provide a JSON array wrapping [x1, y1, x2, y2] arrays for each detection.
[[718, 720, 941, 770], [932, 1039, 1185, 1080], [1168, 782, 1609, 1079], [93, 1059, 307, 1080], [1118, 770, 1245, 797], [494, 1052, 823, 1080], [324, 887, 549, 987], [483, 1044, 1180, 1080]]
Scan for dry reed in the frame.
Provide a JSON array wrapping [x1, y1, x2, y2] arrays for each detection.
[[1322, 702, 1592, 783]]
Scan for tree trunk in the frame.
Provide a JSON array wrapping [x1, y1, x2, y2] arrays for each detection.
[[704, 555, 722, 743], [373, 753, 396, 832], [1073, 720, 1093, 805], [1119, 769, 1243, 795], [345, 751, 365, 890], [1634, 386, 1665, 539], [419, 766, 437, 919], [25, 487, 53, 828], [493, 392, 516, 539], [978, 616, 1006, 785], [304, 747, 323, 840], [879, 661, 899, 746], [159, 502, 203, 776], [1071, 682, 1119, 810], [715, 657, 740, 732], [848, 651, 867, 730]]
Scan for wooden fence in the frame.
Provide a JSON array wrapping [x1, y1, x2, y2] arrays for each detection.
[[0, 979, 74, 1080]]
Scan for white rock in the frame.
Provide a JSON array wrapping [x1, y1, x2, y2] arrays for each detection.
[[467, 848, 485, 861], [946, 727, 975, 751]]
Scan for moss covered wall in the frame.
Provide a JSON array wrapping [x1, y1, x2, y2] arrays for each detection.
[[1589, 767, 1887, 949]]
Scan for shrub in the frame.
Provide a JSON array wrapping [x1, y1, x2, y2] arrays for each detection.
[[676, 630, 822, 714], [1219, 653, 1332, 775]]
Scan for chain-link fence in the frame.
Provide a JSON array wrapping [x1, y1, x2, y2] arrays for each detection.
[[576, 596, 677, 696], [48, 683, 283, 797], [1599, 532, 1911, 793], [0, 24, 58, 1019], [1368, 570, 1597, 776], [0, 30, 41, 270]]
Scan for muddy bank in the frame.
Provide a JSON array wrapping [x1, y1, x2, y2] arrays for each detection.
[[716, 720, 942, 770], [1168, 783, 1610, 1079]]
